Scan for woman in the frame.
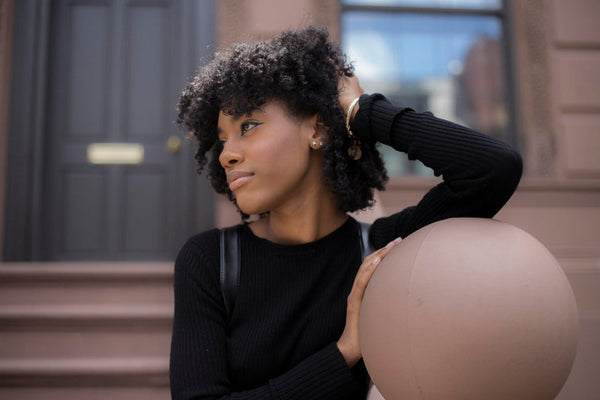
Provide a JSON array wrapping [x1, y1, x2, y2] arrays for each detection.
[[170, 27, 522, 399]]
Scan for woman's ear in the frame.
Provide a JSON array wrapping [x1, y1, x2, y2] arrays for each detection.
[[308, 114, 328, 149]]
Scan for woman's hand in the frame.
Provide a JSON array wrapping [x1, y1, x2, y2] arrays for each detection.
[[337, 237, 402, 367], [338, 73, 364, 123]]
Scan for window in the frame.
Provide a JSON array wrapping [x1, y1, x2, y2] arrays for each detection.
[[342, 0, 515, 175]]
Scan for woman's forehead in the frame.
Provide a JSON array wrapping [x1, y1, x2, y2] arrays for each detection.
[[218, 98, 287, 119], [217, 100, 303, 130]]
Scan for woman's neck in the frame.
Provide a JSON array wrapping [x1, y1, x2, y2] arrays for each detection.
[[249, 188, 347, 245]]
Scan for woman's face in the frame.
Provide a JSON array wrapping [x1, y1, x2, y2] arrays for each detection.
[[217, 101, 324, 216]]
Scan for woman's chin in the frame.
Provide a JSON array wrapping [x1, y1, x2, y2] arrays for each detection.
[[236, 200, 269, 217]]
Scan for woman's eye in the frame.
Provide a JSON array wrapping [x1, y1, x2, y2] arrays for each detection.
[[241, 121, 261, 134]]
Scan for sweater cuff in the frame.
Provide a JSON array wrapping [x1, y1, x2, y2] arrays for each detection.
[[352, 93, 413, 146], [269, 342, 353, 399]]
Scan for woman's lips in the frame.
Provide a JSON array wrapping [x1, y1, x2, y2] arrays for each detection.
[[227, 171, 254, 191]]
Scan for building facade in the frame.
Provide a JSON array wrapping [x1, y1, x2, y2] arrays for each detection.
[[0, 0, 598, 398]]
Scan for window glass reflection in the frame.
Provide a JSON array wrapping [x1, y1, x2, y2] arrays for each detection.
[[343, 12, 508, 175], [342, 0, 501, 10]]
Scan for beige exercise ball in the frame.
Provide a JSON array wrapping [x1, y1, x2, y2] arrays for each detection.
[[360, 218, 578, 400]]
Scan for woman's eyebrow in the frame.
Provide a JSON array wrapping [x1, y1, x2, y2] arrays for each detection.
[[246, 107, 266, 118], [217, 107, 266, 133]]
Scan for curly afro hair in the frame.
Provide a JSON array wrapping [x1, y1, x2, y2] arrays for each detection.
[[177, 26, 388, 218]]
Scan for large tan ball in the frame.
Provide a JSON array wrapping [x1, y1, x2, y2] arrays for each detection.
[[359, 218, 578, 400]]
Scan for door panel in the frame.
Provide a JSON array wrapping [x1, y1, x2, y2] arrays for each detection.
[[41, 0, 208, 260], [66, 4, 109, 138], [62, 170, 108, 253], [122, 170, 168, 253], [127, 6, 168, 138]]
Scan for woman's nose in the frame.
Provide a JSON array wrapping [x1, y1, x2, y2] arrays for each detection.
[[219, 141, 244, 167]]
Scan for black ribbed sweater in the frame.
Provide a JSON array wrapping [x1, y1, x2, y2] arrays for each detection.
[[169, 94, 523, 399]]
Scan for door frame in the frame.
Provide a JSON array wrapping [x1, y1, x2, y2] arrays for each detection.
[[3, 0, 215, 261]]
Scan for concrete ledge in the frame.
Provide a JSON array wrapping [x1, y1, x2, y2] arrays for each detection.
[[0, 304, 173, 329], [0, 357, 169, 387], [0, 263, 173, 282], [0, 304, 172, 320]]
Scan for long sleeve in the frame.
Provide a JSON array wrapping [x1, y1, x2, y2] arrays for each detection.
[[169, 227, 368, 400], [352, 93, 522, 248], [170, 234, 232, 399]]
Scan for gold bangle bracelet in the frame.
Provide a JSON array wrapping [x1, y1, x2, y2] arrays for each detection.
[[345, 97, 362, 160], [345, 97, 360, 138]]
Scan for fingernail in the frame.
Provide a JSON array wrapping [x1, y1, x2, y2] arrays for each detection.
[[372, 257, 380, 265], [385, 241, 395, 248]]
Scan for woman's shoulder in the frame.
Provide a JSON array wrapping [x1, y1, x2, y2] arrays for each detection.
[[175, 226, 230, 275], [180, 227, 220, 255], [177, 223, 251, 264]]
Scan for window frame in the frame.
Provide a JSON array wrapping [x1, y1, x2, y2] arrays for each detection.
[[340, 0, 519, 151]]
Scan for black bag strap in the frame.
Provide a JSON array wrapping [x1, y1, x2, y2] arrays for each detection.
[[358, 221, 375, 259], [219, 221, 373, 320], [219, 226, 240, 320]]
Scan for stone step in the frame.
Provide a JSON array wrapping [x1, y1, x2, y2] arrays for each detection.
[[0, 306, 172, 359], [0, 263, 174, 394], [0, 387, 170, 400], [0, 263, 173, 306], [0, 304, 173, 323], [0, 357, 168, 386]]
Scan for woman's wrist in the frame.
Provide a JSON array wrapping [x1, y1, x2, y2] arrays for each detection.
[[336, 340, 361, 368], [347, 97, 360, 125], [351, 93, 402, 146]]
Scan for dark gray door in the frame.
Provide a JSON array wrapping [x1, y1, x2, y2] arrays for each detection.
[[37, 0, 213, 260]]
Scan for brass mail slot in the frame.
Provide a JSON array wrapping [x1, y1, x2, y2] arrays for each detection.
[[87, 143, 144, 165]]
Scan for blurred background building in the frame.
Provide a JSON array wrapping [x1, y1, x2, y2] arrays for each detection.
[[0, 0, 598, 398]]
